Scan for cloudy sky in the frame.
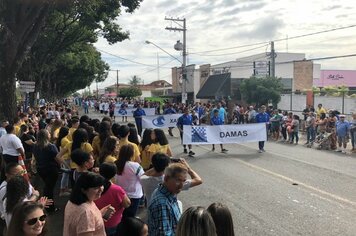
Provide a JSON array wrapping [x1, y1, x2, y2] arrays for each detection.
[[93, 0, 356, 90]]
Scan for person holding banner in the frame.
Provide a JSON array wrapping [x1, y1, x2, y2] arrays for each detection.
[[211, 109, 228, 153], [177, 108, 195, 157], [255, 105, 270, 153], [133, 104, 146, 136], [164, 104, 176, 137]]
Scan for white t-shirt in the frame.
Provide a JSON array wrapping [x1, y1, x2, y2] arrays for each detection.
[[0, 181, 33, 220], [0, 134, 23, 156], [115, 162, 144, 199]]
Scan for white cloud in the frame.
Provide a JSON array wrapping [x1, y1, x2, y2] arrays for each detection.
[[92, 0, 356, 90]]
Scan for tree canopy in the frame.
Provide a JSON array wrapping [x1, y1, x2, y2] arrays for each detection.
[[129, 75, 142, 87], [0, 0, 142, 120], [240, 76, 283, 107], [119, 86, 142, 98]]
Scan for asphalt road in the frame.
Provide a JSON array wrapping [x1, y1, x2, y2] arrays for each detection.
[[15, 110, 356, 236]]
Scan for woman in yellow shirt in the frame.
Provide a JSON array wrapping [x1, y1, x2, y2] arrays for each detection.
[[56, 128, 93, 188], [92, 121, 112, 161], [98, 137, 118, 165], [139, 129, 160, 170], [50, 119, 63, 143], [56, 127, 71, 196], [154, 128, 173, 157]]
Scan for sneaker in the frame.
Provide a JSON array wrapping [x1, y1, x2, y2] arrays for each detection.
[[258, 150, 263, 153], [188, 151, 195, 156], [183, 149, 188, 154], [221, 149, 228, 153], [262, 149, 266, 152]]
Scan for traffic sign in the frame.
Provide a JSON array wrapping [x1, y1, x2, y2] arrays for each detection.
[[19, 81, 35, 85]]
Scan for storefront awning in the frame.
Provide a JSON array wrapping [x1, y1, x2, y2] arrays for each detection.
[[196, 73, 231, 99]]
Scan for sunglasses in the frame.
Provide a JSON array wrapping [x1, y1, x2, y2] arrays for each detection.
[[26, 214, 47, 226]]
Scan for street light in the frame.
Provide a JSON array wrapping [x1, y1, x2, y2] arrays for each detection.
[[145, 40, 182, 64], [145, 39, 187, 103]]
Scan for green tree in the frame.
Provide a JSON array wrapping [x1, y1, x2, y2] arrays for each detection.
[[129, 75, 142, 87], [240, 76, 283, 107], [0, 0, 142, 120], [119, 87, 142, 98]]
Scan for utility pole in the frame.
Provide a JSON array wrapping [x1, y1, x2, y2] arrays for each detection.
[[157, 53, 160, 81], [116, 69, 119, 97], [270, 41, 276, 78], [165, 17, 187, 104]]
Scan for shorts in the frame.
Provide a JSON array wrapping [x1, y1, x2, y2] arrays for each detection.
[[271, 126, 280, 132]]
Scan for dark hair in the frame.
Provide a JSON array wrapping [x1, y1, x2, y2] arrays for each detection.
[[128, 127, 140, 145], [6, 201, 47, 236], [207, 202, 235, 236], [56, 126, 69, 149], [115, 144, 134, 175], [99, 163, 117, 180], [176, 206, 216, 236], [117, 125, 130, 139], [127, 123, 136, 128], [98, 121, 112, 148], [116, 217, 146, 236], [19, 124, 28, 138], [320, 113, 326, 120], [79, 115, 90, 124], [98, 137, 117, 165], [152, 153, 170, 172], [140, 129, 153, 150], [71, 149, 91, 166], [99, 163, 117, 194], [69, 118, 79, 127], [5, 124, 14, 134], [70, 172, 104, 205], [154, 129, 169, 146], [111, 123, 121, 137], [102, 116, 112, 124], [72, 128, 88, 152], [5, 162, 21, 175], [6, 176, 30, 213]]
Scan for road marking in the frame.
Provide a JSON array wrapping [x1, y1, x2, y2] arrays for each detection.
[[197, 145, 356, 208]]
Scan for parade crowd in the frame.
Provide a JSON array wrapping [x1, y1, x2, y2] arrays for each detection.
[[0, 100, 237, 236]]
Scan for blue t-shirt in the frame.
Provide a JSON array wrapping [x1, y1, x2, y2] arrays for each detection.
[[218, 107, 226, 122], [336, 120, 350, 137], [164, 108, 176, 114], [255, 112, 270, 123], [211, 116, 223, 125], [133, 108, 146, 120], [177, 114, 193, 129]]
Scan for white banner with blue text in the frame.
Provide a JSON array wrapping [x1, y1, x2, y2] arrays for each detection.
[[142, 114, 182, 129], [182, 123, 267, 145], [114, 108, 156, 117]]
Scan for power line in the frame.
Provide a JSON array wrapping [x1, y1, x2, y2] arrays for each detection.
[[190, 24, 356, 54], [276, 53, 356, 64], [97, 49, 157, 67], [137, 59, 177, 77], [190, 44, 269, 57]]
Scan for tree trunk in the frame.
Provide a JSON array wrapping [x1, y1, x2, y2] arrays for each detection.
[[0, 2, 50, 121]]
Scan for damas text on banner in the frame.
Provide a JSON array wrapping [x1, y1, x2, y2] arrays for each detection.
[[142, 114, 182, 129], [182, 123, 267, 145]]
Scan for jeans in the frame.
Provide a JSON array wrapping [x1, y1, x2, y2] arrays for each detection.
[[60, 159, 71, 189], [122, 198, 141, 218], [258, 141, 265, 150], [306, 127, 315, 143], [291, 131, 299, 143], [38, 168, 59, 211], [351, 130, 356, 148]]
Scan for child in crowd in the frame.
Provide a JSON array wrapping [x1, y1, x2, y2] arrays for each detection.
[[290, 115, 300, 144]]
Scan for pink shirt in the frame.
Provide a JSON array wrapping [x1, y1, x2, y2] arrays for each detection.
[[63, 201, 105, 236], [95, 183, 127, 228]]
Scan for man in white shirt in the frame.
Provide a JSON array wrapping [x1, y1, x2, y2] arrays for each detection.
[[0, 124, 25, 164]]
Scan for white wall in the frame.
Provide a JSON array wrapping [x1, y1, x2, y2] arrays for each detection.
[[278, 94, 356, 114]]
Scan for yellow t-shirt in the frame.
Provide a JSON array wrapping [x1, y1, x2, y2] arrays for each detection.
[[66, 128, 77, 142], [158, 144, 171, 155], [14, 125, 21, 136], [53, 128, 60, 140], [140, 143, 161, 170], [59, 138, 70, 164], [64, 142, 94, 169], [92, 136, 101, 158], [104, 155, 117, 164], [117, 139, 141, 163]]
